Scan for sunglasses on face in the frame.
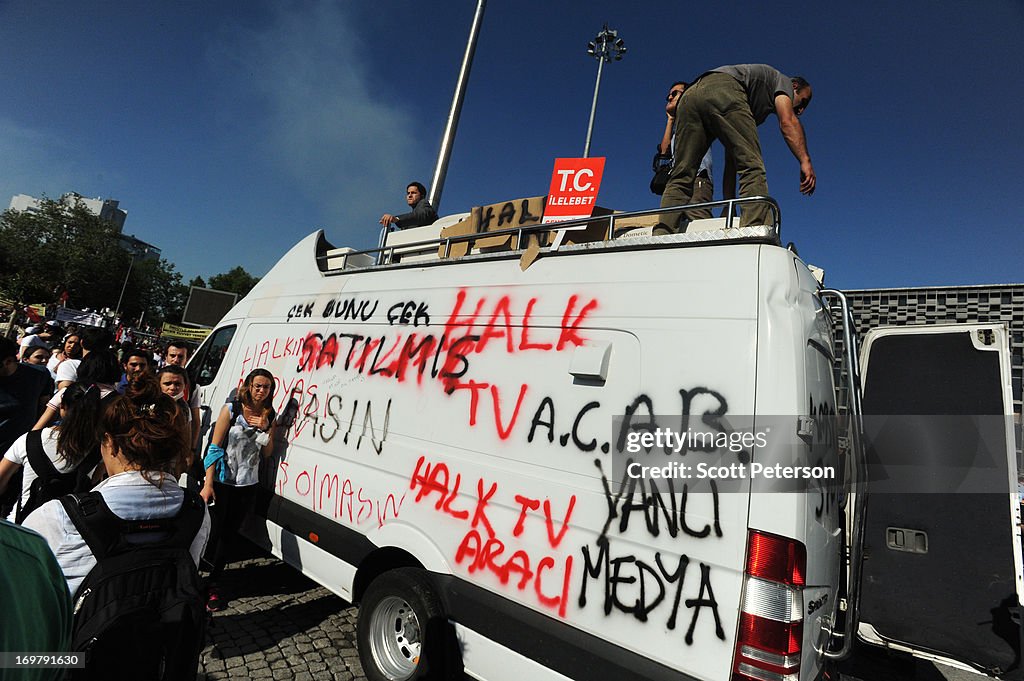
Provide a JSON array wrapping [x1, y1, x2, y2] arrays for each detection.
[[666, 90, 683, 102]]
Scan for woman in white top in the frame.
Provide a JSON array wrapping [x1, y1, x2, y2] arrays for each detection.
[[34, 349, 120, 430], [0, 383, 103, 522], [46, 333, 82, 380], [24, 375, 210, 598], [200, 368, 276, 611]]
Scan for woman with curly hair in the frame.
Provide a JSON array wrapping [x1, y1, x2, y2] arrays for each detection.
[[200, 368, 276, 611], [24, 375, 211, 597]]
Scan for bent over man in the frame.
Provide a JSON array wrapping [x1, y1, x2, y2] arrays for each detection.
[[661, 64, 815, 229]]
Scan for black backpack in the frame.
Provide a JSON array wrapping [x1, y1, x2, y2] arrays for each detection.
[[14, 429, 101, 524], [60, 488, 207, 681]]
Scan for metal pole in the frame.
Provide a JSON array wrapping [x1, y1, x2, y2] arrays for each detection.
[[582, 25, 624, 158], [429, 0, 487, 213], [583, 56, 605, 158], [114, 254, 135, 317]]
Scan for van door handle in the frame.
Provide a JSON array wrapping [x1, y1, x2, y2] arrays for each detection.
[[886, 527, 928, 554], [569, 341, 612, 382]]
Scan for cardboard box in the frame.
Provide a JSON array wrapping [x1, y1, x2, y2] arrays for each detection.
[[438, 196, 547, 258]]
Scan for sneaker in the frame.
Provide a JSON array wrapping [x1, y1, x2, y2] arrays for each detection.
[[206, 587, 223, 612]]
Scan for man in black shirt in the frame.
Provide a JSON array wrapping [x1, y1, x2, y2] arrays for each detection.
[[0, 336, 52, 453]]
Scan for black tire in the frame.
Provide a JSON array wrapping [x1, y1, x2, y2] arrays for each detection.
[[356, 568, 458, 681]]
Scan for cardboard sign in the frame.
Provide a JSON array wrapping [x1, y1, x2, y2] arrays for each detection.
[[438, 196, 546, 258], [542, 157, 606, 224]]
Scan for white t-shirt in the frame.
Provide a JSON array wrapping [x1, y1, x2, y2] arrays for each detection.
[[2, 428, 72, 521], [222, 411, 265, 487], [46, 384, 116, 412], [45, 353, 64, 379], [23, 471, 211, 599], [54, 358, 81, 385]]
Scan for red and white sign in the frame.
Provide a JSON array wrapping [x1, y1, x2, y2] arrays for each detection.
[[541, 157, 606, 224]]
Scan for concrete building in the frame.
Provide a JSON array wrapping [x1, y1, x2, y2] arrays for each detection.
[[844, 283, 1024, 416], [7, 192, 159, 260]]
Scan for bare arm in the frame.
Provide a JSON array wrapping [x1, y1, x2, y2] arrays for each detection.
[[33, 406, 58, 431], [0, 458, 21, 498], [775, 93, 815, 195], [262, 424, 277, 459], [659, 114, 674, 156], [200, 405, 231, 503]]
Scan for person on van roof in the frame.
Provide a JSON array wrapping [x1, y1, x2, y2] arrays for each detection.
[[379, 181, 438, 230], [660, 64, 815, 230], [653, 80, 714, 219]]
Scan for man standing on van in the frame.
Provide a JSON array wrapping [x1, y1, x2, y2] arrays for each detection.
[[379, 182, 438, 230], [661, 64, 815, 229], [653, 81, 714, 219]]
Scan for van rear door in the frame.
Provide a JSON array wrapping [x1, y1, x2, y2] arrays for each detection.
[[857, 324, 1023, 677]]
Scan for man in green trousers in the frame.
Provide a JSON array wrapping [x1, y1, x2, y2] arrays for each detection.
[[660, 64, 815, 231]]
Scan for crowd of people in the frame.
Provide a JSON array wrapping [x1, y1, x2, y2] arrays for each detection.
[[0, 319, 272, 680], [0, 61, 816, 680]]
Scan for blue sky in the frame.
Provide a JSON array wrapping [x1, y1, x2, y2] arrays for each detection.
[[1, 1, 1021, 290]]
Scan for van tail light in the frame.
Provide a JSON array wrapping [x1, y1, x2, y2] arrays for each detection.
[[732, 531, 806, 681]]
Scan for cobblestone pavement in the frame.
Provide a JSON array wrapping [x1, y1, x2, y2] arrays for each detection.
[[199, 545, 986, 681], [197, 543, 367, 681]]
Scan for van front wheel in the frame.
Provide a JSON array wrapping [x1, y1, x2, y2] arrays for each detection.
[[357, 568, 453, 681]]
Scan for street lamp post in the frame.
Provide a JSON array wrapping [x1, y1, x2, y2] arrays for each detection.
[[583, 24, 626, 158], [114, 254, 136, 318], [114, 247, 148, 319]]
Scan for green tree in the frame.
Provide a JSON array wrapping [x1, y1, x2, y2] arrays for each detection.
[[0, 197, 187, 326], [208, 266, 259, 298], [0, 198, 125, 311], [125, 257, 187, 326]]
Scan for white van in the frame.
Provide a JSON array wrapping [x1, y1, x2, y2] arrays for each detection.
[[186, 199, 1020, 681]]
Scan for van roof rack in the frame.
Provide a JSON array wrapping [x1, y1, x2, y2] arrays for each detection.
[[316, 196, 781, 274]]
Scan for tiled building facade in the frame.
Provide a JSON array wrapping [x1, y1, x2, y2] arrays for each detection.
[[843, 284, 1024, 417]]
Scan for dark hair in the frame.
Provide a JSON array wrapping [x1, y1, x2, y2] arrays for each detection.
[[78, 349, 122, 385], [79, 326, 114, 353], [407, 182, 427, 197], [792, 76, 810, 91], [671, 80, 688, 89], [101, 375, 189, 480], [0, 336, 18, 362], [157, 365, 188, 380], [62, 334, 83, 359], [56, 383, 104, 466], [21, 345, 51, 363], [165, 340, 191, 355], [123, 347, 152, 366], [237, 368, 275, 415]]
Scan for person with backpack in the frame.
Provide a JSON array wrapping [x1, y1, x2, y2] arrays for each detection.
[[23, 375, 210, 680], [200, 368, 276, 612], [0, 383, 104, 523]]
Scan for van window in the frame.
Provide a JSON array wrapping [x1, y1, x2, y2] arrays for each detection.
[[191, 325, 236, 386]]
